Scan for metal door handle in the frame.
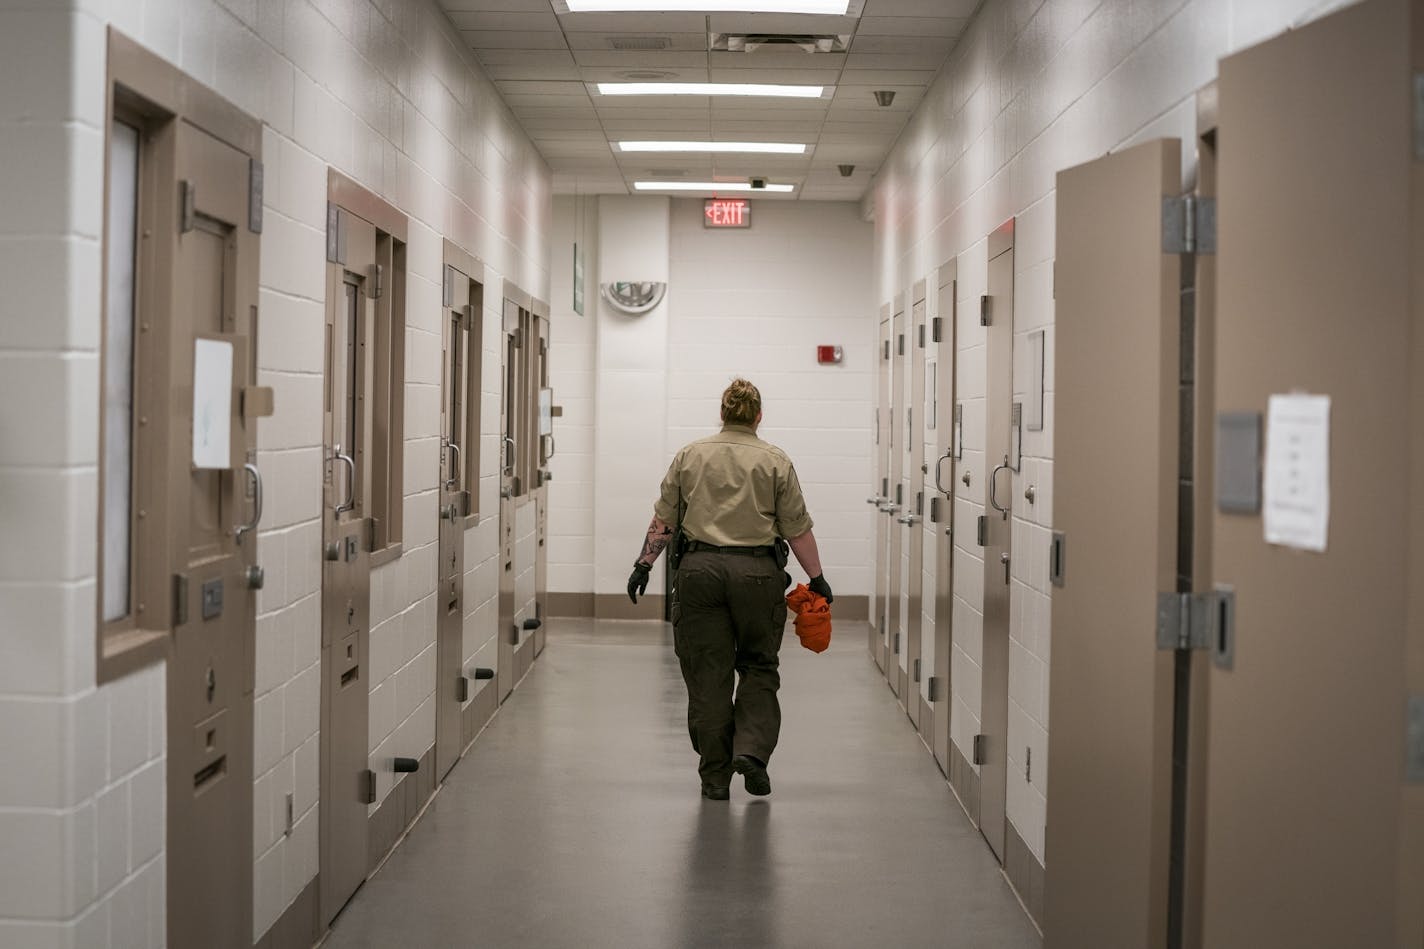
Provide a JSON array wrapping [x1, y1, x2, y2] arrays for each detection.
[[446, 441, 461, 490], [989, 455, 1011, 516], [933, 449, 952, 495], [502, 436, 516, 476], [234, 462, 263, 544], [333, 445, 356, 517], [883, 504, 901, 515], [897, 514, 921, 525], [545, 434, 556, 460], [866, 496, 888, 507]]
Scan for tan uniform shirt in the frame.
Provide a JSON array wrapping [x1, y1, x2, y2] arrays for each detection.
[[653, 424, 814, 546]]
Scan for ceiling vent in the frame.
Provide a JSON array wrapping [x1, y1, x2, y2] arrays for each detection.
[[710, 33, 850, 54], [647, 169, 690, 177], [608, 36, 672, 50], [614, 69, 679, 80]]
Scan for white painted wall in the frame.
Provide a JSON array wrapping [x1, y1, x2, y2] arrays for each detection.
[[547, 197, 875, 600], [0, 0, 550, 945], [871, 0, 1358, 872]]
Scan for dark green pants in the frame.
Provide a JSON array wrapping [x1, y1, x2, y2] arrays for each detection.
[[671, 549, 788, 787]]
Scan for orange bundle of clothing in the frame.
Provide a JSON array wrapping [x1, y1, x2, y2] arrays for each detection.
[[786, 583, 832, 653]]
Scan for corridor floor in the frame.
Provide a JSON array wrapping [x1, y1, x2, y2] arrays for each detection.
[[323, 619, 1043, 949]]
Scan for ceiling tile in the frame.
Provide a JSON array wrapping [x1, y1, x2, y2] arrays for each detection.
[[578, 67, 713, 82], [496, 80, 588, 95], [834, 69, 937, 84], [571, 50, 711, 68], [706, 13, 859, 33], [477, 48, 577, 67], [862, 0, 980, 15], [705, 67, 841, 83], [844, 51, 949, 70], [849, 34, 953, 56], [555, 11, 710, 32], [708, 50, 845, 70], [442, 0, 553, 11], [564, 32, 708, 51], [483, 62, 583, 81]]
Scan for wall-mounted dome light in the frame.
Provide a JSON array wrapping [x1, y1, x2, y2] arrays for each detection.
[[600, 282, 667, 315]]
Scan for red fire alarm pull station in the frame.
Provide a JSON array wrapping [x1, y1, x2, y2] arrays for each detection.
[[817, 345, 843, 365], [704, 198, 751, 228]]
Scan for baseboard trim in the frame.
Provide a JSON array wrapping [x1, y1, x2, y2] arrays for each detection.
[[1004, 820, 1046, 930], [948, 738, 982, 827], [253, 876, 318, 949], [548, 592, 594, 616]]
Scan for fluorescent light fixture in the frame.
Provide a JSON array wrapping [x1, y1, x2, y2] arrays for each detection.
[[634, 181, 796, 192], [618, 141, 807, 154], [569, 1, 848, 12], [597, 82, 824, 98]]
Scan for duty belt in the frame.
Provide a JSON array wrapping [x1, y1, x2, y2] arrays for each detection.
[[685, 540, 776, 557]]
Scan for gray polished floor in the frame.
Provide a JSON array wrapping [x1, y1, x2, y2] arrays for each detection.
[[323, 619, 1043, 949]]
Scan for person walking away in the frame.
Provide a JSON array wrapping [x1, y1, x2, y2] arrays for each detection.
[[626, 378, 834, 800]]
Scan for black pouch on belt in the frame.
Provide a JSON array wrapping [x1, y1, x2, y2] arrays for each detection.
[[773, 537, 789, 570]]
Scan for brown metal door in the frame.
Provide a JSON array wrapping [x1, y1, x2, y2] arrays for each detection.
[[1203, 2, 1421, 944], [534, 310, 552, 658], [320, 212, 376, 926], [436, 263, 473, 781], [888, 297, 906, 695], [166, 120, 257, 949], [931, 263, 957, 775], [979, 222, 1015, 863], [1042, 139, 1183, 948], [871, 310, 892, 668], [904, 285, 928, 726], [497, 299, 524, 703]]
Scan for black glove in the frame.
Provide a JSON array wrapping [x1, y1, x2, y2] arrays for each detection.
[[808, 573, 833, 604], [627, 562, 651, 604]]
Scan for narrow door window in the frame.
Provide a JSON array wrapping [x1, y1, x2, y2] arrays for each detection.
[[102, 118, 140, 623]]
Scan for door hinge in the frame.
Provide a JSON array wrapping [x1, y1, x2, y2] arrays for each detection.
[[1026, 746, 1032, 782], [442, 265, 454, 307], [883, 340, 890, 361], [927, 676, 942, 703], [929, 496, 941, 524], [972, 733, 986, 766], [180, 180, 196, 234], [368, 263, 384, 299], [247, 158, 264, 234], [897, 333, 905, 356], [509, 623, 521, 645], [361, 769, 377, 804], [915, 490, 923, 516], [881, 477, 889, 497], [1049, 531, 1066, 587], [976, 515, 986, 547], [895, 483, 904, 506], [979, 294, 990, 326], [456, 675, 470, 704], [917, 324, 925, 348], [893, 632, 901, 655], [326, 203, 346, 264], [1156, 588, 1236, 660], [931, 316, 942, 343], [1162, 195, 1217, 254], [913, 658, 921, 683], [1407, 694, 1424, 783], [513, 326, 524, 349], [1414, 73, 1424, 161], [173, 573, 189, 625], [366, 517, 380, 552]]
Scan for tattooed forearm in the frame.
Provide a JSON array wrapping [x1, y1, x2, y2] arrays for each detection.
[[636, 516, 674, 567]]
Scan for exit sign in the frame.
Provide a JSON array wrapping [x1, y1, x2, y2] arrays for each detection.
[[704, 198, 751, 228]]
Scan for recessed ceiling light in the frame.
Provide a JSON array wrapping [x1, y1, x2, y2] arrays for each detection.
[[619, 141, 808, 154], [597, 82, 824, 98], [634, 181, 796, 192], [569, 1, 848, 12]]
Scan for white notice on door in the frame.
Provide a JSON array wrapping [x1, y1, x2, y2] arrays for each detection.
[[192, 338, 234, 470], [1263, 393, 1330, 552]]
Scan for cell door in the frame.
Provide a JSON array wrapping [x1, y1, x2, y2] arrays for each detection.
[[534, 310, 553, 658], [887, 297, 907, 694], [870, 309, 892, 668], [498, 297, 534, 703], [903, 283, 929, 726], [930, 261, 958, 775], [1042, 139, 1183, 949], [319, 210, 376, 927], [979, 221, 1016, 863], [436, 252, 482, 782], [1203, 2, 1423, 943], [166, 120, 260, 949]]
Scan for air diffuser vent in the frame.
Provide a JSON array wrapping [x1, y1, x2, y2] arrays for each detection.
[[710, 33, 850, 54], [608, 36, 672, 50], [614, 70, 679, 80]]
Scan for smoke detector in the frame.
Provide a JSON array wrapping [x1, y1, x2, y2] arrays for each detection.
[[710, 33, 850, 54]]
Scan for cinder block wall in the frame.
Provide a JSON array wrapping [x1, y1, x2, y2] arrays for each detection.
[[0, 0, 551, 945], [869, 0, 1357, 885]]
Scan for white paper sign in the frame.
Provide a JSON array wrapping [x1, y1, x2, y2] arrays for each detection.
[[192, 338, 234, 470], [1263, 393, 1330, 552]]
